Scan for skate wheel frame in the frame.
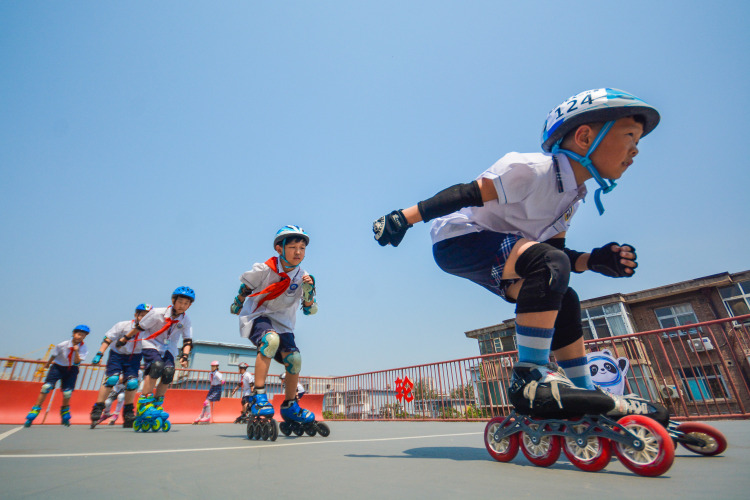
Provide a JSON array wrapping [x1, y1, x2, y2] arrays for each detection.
[[674, 422, 727, 456]]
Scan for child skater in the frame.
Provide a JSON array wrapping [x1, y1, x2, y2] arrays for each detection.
[[194, 361, 223, 424], [230, 225, 318, 426], [373, 88, 668, 425], [114, 286, 194, 427], [89, 303, 152, 428], [231, 362, 254, 423], [24, 325, 90, 427]]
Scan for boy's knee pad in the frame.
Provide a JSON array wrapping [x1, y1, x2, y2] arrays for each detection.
[[148, 360, 165, 379], [62, 389, 73, 399], [515, 243, 571, 314], [551, 287, 584, 351], [40, 383, 53, 394], [104, 375, 120, 387], [161, 366, 175, 384], [259, 332, 280, 359], [283, 351, 302, 375], [125, 378, 139, 391]]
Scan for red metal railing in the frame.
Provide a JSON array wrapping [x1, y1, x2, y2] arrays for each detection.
[[3, 315, 749, 422]]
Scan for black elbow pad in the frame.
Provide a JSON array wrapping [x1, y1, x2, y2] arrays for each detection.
[[417, 181, 483, 223]]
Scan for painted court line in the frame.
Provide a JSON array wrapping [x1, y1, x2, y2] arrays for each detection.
[[0, 431, 481, 459], [0, 427, 23, 443]]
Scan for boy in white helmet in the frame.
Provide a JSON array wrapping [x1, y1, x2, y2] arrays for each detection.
[[373, 88, 668, 424], [231, 362, 254, 423], [89, 303, 152, 428], [230, 225, 318, 428]]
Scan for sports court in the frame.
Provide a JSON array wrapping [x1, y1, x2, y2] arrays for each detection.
[[1, 420, 747, 499]]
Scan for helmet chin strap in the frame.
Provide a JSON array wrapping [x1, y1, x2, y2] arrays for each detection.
[[551, 120, 615, 215], [278, 238, 300, 270]]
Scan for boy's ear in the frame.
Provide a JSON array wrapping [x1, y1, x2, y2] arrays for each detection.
[[574, 124, 596, 149]]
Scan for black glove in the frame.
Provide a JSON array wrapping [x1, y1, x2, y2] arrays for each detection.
[[589, 242, 637, 278], [115, 337, 129, 349], [373, 210, 412, 247]]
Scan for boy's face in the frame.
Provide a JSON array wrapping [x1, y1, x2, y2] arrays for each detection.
[[590, 116, 644, 180], [172, 297, 192, 315], [276, 240, 306, 267], [72, 331, 87, 344]]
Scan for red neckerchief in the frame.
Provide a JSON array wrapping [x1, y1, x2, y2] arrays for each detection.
[[143, 317, 179, 341], [250, 257, 291, 311], [68, 341, 83, 366]]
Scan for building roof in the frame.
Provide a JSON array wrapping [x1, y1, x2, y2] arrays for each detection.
[[191, 340, 257, 351]]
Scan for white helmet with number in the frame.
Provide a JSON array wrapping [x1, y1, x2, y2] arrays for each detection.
[[541, 88, 660, 152], [540, 88, 660, 215]]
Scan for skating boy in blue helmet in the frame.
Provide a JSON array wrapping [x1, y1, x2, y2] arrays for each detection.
[[115, 287, 194, 427], [89, 303, 152, 428], [25, 325, 90, 427], [231, 225, 318, 425], [373, 88, 668, 425]]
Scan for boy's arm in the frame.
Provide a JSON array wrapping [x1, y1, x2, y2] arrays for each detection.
[[373, 178, 497, 247], [92, 338, 112, 364]]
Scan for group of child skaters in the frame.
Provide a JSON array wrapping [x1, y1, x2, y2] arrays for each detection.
[[25, 87, 670, 431]]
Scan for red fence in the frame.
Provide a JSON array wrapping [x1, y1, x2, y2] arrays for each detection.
[[3, 315, 750, 424]]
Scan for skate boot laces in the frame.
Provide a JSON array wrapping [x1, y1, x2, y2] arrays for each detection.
[[513, 363, 576, 410]]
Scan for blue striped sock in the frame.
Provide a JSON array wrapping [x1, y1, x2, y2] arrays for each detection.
[[515, 325, 554, 365], [558, 357, 594, 389]]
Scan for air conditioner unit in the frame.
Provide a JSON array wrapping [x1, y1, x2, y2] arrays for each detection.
[[659, 384, 680, 399], [688, 337, 715, 352], [499, 357, 513, 368]]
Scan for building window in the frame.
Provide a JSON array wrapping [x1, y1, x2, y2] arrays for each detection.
[[228, 353, 239, 365], [581, 303, 632, 340], [654, 303, 701, 338], [719, 280, 750, 325], [679, 365, 729, 402]]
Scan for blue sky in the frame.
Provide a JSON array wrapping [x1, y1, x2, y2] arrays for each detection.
[[1, 1, 748, 376]]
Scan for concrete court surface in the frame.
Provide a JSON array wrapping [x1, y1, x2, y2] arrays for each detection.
[[0, 420, 748, 499]]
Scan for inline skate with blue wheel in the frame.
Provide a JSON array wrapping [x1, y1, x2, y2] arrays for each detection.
[[60, 405, 72, 427], [246, 392, 278, 441], [134, 394, 171, 432], [24, 406, 42, 428], [279, 400, 330, 438], [484, 362, 674, 477]]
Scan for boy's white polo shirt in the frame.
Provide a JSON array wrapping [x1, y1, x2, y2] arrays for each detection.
[[238, 257, 309, 339], [241, 372, 254, 396], [104, 320, 143, 355], [430, 153, 587, 244], [51, 339, 89, 367], [138, 306, 192, 356]]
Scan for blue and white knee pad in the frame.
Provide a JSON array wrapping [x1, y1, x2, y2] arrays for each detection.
[[259, 332, 280, 359], [283, 351, 302, 375]]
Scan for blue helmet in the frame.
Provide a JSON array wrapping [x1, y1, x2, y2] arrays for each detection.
[[273, 225, 309, 248], [172, 286, 195, 302], [135, 303, 153, 313], [73, 324, 91, 335], [540, 88, 660, 215]]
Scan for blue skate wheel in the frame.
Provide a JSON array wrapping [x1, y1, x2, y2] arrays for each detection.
[[162, 420, 171, 432], [151, 418, 162, 432]]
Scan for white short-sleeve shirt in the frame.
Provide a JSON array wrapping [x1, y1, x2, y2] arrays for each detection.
[[138, 306, 192, 356], [238, 257, 309, 339], [240, 372, 255, 396], [104, 320, 142, 355], [209, 370, 223, 386], [430, 153, 587, 244], [51, 339, 89, 367]]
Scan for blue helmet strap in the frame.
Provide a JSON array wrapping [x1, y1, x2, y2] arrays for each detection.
[[551, 120, 616, 215], [278, 237, 300, 270]]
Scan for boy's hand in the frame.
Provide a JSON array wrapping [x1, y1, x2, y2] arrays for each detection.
[[92, 352, 103, 365], [373, 210, 412, 247], [589, 242, 637, 277]]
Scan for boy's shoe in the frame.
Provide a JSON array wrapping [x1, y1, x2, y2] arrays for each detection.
[[603, 391, 670, 427], [250, 393, 274, 417], [280, 400, 315, 424], [508, 362, 615, 419]]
